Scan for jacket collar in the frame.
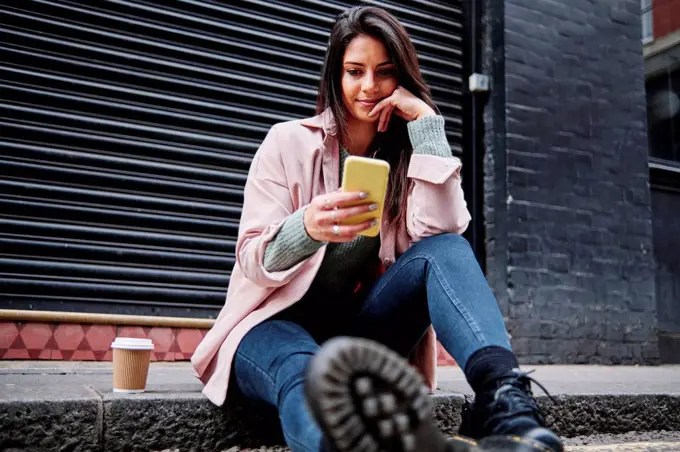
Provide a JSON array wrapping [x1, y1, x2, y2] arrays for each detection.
[[300, 107, 337, 137]]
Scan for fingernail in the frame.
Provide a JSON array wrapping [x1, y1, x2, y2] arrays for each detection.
[[371, 219, 379, 226], [359, 192, 368, 199], [369, 204, 378, 211]]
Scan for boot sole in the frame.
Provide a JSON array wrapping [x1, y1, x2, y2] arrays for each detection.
[[479, 435, 556, 452], [305, 337, 479, 452]]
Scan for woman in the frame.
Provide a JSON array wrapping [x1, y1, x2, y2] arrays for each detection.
[[192, 6, 563, 452]]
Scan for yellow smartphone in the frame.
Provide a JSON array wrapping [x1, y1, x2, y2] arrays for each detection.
[[340, 156, 390, 237]]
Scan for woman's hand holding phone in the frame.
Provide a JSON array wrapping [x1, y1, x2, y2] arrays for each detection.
[[303, 191, 378, 243]]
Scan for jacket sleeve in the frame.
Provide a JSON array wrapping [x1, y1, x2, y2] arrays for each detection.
[[263, 206, 325, 272], [235, 124, 322, 288], [405, 116, 472, 241]]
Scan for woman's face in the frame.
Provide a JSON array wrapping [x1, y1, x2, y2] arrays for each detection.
[[341, 34, 398, 124]]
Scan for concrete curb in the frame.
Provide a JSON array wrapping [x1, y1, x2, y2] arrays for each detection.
[[2, 392, 680, 451]]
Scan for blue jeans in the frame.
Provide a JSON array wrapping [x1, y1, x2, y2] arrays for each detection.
[[233, 233, 511, 452]]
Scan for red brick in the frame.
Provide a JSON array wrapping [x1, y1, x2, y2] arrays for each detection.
[[19, 323, 52, 350], [148, 327, 174, 353], [85, 325, 117, 352], [175, 328, 203, 355], [54, 324, 85, 351], [70, 350, 97, 361], [117, 326, 147, 339], [653, 0, 680, 40], [0, 322, 19, 349], [4, 349, 30, 359]]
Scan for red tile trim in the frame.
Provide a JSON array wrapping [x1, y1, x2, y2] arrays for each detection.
[[0, 321, 210, 362], [1, 321, 458, 367]]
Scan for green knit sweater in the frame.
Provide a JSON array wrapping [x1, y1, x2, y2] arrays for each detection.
[[262, 115, 452, 292]]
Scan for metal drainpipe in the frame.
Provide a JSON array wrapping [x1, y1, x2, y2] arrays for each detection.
[[463, 0, 487, 272]]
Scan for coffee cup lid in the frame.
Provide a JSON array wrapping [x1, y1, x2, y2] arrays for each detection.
[[111, 337, 154, 350]]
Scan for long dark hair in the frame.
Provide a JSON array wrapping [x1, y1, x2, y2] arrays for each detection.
[[316, 6, 438, 226]]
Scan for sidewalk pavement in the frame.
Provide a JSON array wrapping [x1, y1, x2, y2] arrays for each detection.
[[1, 362, 679, 451]]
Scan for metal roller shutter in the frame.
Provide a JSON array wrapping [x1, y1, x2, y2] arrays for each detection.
[[0, 0, 466, 318]]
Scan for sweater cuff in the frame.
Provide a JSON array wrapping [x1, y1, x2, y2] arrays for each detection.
[[263, 206, 326, 272], [407, 115, 452, 158]]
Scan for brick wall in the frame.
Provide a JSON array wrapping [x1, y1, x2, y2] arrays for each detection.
[[653, 0, 680, 40], [483, 0, 659, 364]]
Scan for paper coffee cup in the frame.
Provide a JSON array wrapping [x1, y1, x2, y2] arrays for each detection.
[[111, 337, 154, 393]]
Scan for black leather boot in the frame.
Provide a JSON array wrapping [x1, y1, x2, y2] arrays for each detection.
[[305, 337, 480, 452], [459, 370, 563, 452]]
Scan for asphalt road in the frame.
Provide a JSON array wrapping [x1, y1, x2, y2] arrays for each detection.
[[565, 431, 680, 451], [170, 432, 680, 451]]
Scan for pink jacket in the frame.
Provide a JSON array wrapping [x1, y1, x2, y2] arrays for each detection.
[[191, 108, 471, 406]]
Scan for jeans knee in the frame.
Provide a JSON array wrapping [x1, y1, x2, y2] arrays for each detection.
[[416, 233, 473, 261]]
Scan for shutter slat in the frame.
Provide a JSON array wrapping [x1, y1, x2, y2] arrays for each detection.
[[0, 121, 257, 168], [0, 199, 234, 237], [1, 279, 226, 302], [0, 238, 234, 271], [1, 258, 229, 287], [0, 180, 240, 217], [0, 159, 245, 199], [0, 219, 236, 252], [2, 144, 243, 184]]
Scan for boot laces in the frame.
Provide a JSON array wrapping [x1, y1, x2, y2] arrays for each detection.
[[486, 369, 557, 428]]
